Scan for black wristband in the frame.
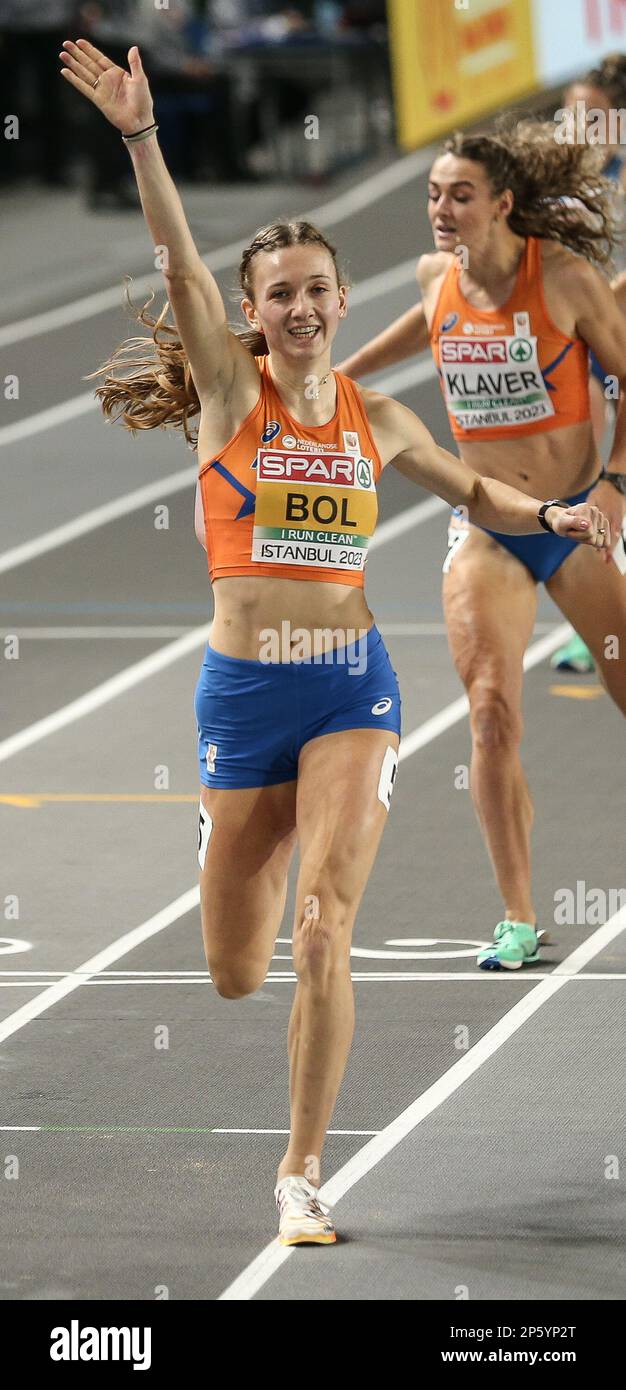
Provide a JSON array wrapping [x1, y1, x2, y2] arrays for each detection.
[[537, 499, 570, 533], [600, 468, 626, 497], [122, 122, 158, 142]]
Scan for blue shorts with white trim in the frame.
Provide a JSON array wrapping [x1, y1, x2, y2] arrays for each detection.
[[194, 623, 401, 789]]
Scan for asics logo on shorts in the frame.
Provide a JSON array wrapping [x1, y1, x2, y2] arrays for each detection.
[[371, 697, 392, 715]]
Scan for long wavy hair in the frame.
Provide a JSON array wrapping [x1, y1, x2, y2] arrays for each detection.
[[84, 220, 345, 450], [441, 117, 618, 267]]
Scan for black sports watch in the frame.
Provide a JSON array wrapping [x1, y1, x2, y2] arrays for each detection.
[[600, 468, 626, 497], [537, 499, 570, 533]]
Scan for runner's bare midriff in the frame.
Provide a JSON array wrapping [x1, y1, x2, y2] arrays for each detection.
[[457, 417, 600, 502], [210, 576, 375, 660]]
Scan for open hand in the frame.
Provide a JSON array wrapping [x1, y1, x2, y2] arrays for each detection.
[[59, 39, 154, 138]]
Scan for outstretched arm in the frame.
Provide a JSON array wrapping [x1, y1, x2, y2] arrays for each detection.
[[336, 301, 430, 379], [373, 395, 610, 546], [60, 39, 251, 403]]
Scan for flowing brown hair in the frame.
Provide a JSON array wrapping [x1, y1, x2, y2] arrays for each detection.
[[84, 219, 346, 450], [441, 117, 618, 266]]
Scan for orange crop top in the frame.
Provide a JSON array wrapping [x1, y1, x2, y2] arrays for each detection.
[[430, 236, 591, 442], [197, 355, 382, 587]]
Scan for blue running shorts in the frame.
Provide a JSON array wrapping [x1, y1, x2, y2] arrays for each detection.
[[194, 623, 401, 789], [444, 477, 601, 584]]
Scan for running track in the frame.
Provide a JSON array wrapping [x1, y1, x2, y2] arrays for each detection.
[[1, 148, 625, 1302]]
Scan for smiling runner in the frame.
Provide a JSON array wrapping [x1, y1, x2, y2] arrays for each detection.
[[59, 39, 612, 1242]]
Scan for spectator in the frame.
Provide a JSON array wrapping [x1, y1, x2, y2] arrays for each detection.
[[139, 0, 252, 182], [75, 1, 149, 208], [0, 0, 78, 187]]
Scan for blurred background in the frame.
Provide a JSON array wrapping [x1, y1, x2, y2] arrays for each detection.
[[2, 0, 626, 207], [0, 0, 390, 204]]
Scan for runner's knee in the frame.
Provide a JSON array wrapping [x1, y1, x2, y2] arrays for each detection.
[[292, 877, 351, 985], [469, 683, 523, 752], [208, 952, 267, 999]]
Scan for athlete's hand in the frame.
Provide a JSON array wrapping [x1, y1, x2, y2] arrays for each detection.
[[549, 501, 611, 553], [59, 39, 154, 137], [586, 479, 626, 565]]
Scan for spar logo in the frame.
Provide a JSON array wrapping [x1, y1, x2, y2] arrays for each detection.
[[509, 337, 533, 362], [441, 339, 508, 363], [258, 449, 359, 484], [356, 458, 372, 488]]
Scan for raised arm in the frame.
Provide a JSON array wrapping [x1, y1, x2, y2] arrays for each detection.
[[336, 259, 431, 379], [59, 39, 251, 403], [368, 394, 611, 547]]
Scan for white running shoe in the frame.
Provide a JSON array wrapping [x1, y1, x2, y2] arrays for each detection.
[[274, 1175, 336, 1246]]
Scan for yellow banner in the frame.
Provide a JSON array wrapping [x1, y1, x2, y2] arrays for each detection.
[[389, 0, 538, 150]]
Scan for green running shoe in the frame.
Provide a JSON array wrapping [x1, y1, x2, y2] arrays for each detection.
[[477, 920, 541, 971], [550, 633, 595, 673]]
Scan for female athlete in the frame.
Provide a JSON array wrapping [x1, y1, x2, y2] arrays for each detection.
[[338, 121, 626, 973], [59, 45, 610, 1242]]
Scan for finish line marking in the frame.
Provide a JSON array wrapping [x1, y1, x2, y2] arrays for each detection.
[[0, 1126, 380, 1136], [0, 972, 623, 985], [218, 905, 626, 1299]]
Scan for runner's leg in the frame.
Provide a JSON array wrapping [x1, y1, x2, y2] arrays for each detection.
[[199, 782, 297, 998], [546, 545, 626, 713], [443, 527, 538, 923], [277, 727, 399, 1183]]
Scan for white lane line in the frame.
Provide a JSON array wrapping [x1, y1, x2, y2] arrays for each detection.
[[1, 621, 563, 640], [0, 886, 199, 1046], [381, 621, 561, 636], [0, 1127, 380, 1136], [1, 972, 623, 986], [217, 902, 626, 1300], [348, 258, 416, 307], [2, 627, 195, 639], [0, 467, 197, 576], [0, 623, 212, 764], [372, 355, 435, 395], [205, 1129, 379, 1136], [0, 490, 445, 763], [0, 146, 435, 347], [0, 392, 96, 448], [373, 491, 445, 546]]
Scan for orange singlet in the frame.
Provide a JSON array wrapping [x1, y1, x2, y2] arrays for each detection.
[[197, 355, 382, 587], [430, 236, 591, 442]]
